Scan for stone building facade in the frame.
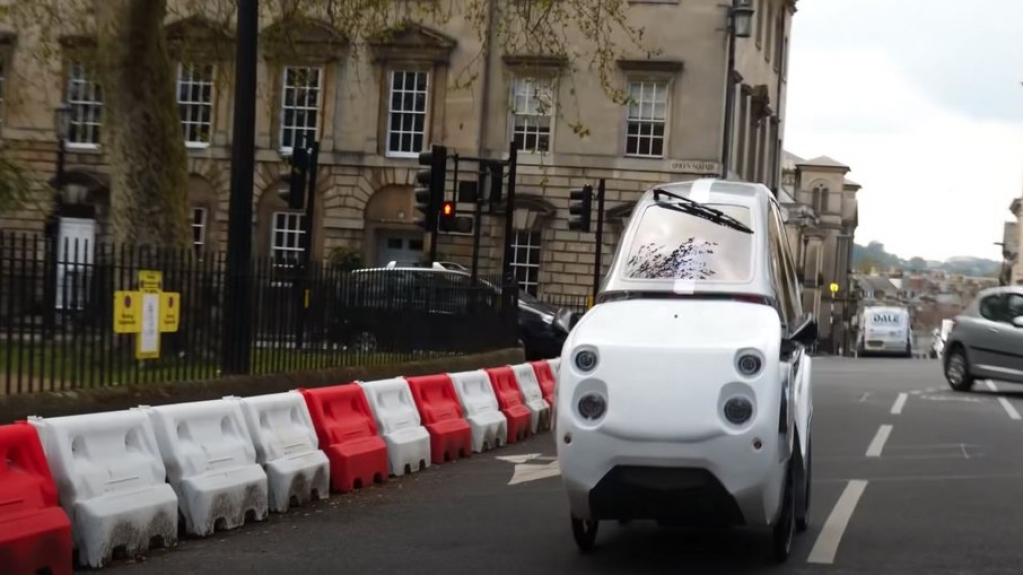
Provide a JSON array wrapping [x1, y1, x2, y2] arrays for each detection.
[[778, 152, 860, 352], [0, 0, 799, 300]]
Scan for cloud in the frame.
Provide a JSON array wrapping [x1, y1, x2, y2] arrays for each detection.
[[789, 0, 1023, 124], [785, 45, 1023, 262]]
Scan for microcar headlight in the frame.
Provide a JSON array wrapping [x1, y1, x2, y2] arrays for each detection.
[[573, 348, 599, 372], [723, 396, 754, 425], [735, 349, 764, 378], [577, 392, 607, 421]]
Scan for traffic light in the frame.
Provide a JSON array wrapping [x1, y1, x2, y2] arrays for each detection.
[[414, 144, 447, 231], [279, 145, 309, 210], [438, 200, 456, 232], [568, 185, 594, 232]]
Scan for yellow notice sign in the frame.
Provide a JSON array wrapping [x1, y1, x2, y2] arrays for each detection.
[[138, 270, 163, 292], [160, 292, 181, 333], [113, 291, 142, 333]]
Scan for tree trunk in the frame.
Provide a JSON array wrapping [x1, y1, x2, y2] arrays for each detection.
[[96, 0, 190, 251]]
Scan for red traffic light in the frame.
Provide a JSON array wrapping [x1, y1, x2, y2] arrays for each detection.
[[441, 201, 454, 216]]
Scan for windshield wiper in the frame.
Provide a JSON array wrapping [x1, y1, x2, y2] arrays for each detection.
[[651, 188, 754, 235]]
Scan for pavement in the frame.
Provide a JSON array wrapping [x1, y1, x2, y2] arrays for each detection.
[[98, 357, 1023, 574]]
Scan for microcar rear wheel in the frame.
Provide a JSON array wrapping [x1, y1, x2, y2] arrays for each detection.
[[772, 465, 796, 563], [571, 516, 599, 553]]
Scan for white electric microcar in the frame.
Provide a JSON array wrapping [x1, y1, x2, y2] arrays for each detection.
[[554, 179, 817, 562]]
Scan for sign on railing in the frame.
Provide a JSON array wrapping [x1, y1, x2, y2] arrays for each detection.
[[112, 270, 182, 359]]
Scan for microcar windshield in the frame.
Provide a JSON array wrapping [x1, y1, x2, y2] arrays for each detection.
[[622, 202, 754, 283]]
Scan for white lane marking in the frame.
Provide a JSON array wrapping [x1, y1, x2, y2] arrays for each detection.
[[857, 392, 870, 402], [986, 381, 1021, 420], [891, 393, 908, 415], [806, 479, 869, 565], [865, 424, 893, 458]]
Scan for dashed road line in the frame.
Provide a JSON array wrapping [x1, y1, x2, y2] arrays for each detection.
[[891, 392, 908, 415], [865, 424, 893, 458], [985, 380, 1021, 420], [806, 479, 869, 564]]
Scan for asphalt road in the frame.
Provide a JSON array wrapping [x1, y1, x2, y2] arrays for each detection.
[[99, 357, 1023, 575]]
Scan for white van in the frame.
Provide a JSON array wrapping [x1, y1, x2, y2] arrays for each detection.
[[856, 306, 912, 357]]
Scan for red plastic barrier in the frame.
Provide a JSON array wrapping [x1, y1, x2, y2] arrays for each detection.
[[530, 360, 556, 407], [300, 385, 389, 493], [0, 422, 72, 575], [405, 375, 473, 464], [485, 367, 533, 443]]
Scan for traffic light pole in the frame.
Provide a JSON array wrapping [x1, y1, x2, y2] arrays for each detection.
[[592, 178, 606, 301], [295, 140, 318, 350], [501, 143, 519, 326], [221, 0, 258, 375], [470, 164, 484, 284]]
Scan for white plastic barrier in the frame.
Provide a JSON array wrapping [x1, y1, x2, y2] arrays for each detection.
[[549, 358, 561, 384], [142, 400, 269, 536], [511, 363, 551, 433], [449, 370, 508, 453], [226, 393, 330, 513], [357, 378, 432, 476], [27, 411, 178, 568]]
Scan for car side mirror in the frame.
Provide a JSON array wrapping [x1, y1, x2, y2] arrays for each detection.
[[788, 314, 819, 347], [1013, 316, 1023, 329]]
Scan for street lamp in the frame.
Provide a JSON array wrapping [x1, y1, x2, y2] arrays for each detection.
[[720, 0, 756, 180], [731, 2, 756, 38]]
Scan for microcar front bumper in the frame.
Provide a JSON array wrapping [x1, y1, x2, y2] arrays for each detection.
[[557, 424, 787, 528]]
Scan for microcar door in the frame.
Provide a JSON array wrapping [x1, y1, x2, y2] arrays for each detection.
[[769, 202, 809, 456]]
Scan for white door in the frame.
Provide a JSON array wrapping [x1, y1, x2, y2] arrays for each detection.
[[56, 217, 96, 310], [376, 232, 424, 267]]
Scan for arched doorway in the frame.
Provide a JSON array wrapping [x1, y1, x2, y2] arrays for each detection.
[[364, 184, 423, 267]]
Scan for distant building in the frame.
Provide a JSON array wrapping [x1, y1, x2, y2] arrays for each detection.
[[780, 151, 860, 353]]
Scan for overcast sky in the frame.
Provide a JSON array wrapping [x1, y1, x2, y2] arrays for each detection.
[[784, 0, 1023, 262]]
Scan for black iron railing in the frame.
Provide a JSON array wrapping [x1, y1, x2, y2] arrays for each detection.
[[0, 231, 518, 395]]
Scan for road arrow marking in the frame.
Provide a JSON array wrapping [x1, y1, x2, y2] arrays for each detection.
[[508, 460, 561, 486], [494, 453, 543, 464]]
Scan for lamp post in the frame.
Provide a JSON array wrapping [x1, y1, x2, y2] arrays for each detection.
[[719, 0, 755, 180], [44, 103, 73, 335]]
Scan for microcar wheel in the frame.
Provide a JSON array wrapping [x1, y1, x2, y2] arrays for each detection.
[[944, 347, 975, 392], [571, 516, 599, 553], [772, 466, 796, 563], [796, 438, 811, 533]]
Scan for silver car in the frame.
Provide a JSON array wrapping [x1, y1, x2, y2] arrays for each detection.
[[943, 285, 1023, 391]]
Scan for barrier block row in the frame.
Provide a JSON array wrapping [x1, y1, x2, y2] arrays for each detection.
[[0, 359, 558, 573]]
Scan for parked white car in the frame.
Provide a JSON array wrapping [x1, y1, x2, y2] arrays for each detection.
[[554, 179, 817, 563]]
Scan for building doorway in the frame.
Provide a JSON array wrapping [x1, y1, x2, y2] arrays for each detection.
[[376, 231, 424, 267], [55, 216, 96, 310]]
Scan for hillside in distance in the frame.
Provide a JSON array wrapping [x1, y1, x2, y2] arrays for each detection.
[[852, 241, 1000, 277]]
